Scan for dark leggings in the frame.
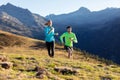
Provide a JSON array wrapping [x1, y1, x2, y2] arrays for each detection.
[[46, 41, 55, 57]]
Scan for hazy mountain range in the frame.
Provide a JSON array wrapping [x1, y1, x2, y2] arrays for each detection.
[[0, 3, 47, 39], [0, 3, 120, 64]]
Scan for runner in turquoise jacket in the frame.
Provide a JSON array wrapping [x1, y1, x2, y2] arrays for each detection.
[[44, 20, 58, 58]]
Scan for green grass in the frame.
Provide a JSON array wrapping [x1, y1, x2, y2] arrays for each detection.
[[0, 30, 120, 80], [0, 47, 120, 80]]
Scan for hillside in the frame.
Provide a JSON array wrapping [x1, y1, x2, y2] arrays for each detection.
[[0, 31, 120, 80]]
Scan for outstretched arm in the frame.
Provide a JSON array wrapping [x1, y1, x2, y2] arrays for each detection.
[[60, 33, 65, 44]]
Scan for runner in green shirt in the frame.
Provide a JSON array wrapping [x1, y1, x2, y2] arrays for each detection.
[[60, 26, 78, 58]]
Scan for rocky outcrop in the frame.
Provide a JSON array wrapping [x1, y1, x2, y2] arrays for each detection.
[[0, 55, 13, 69], [54, 67, 79, 75]]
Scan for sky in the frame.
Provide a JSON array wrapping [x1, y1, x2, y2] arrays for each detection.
[[0, 0, 120, 16]]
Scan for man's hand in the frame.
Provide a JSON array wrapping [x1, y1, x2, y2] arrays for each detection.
[[69, 37, 74, 41]]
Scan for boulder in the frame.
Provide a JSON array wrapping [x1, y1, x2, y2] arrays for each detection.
[[0, 62, 13, 69], [33, 66, 41, 72], [54, 67, 79, 75], [36, 68, 48, 79]]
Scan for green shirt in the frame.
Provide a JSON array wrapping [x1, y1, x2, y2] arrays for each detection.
[[60, 32, 78, 47]]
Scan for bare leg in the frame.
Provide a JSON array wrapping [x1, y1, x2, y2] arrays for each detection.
[[68, 48, 72, 58]]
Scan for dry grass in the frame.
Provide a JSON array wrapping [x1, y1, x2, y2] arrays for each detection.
[[0, 30, 120, 80]]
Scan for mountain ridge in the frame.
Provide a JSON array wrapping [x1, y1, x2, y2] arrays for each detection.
[[0, 3, 47, 39]]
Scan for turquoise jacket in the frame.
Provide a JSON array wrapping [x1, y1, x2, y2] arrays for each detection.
[[44, 26, 55, 42]]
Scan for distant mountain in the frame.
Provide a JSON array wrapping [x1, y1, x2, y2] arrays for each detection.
[[0, 3, 47, 39], [0, 11, 32, 36], [0, 3, 37, 26], [75, 17, 120, 63], [46, 7, 120, 64], [47, 7, 120, 26]]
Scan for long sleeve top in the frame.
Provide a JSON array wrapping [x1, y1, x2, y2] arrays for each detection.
[[44, 26, 55, 42], [60, 32, 78, 47]]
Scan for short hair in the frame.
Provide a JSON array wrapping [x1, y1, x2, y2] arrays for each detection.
[[66, 26, 72, 29]]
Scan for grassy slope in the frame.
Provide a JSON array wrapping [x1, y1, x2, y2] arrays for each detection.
[[0, 30, 120, 80]]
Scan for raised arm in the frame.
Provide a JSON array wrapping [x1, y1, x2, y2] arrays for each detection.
[[60, 33, 65, 44]]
